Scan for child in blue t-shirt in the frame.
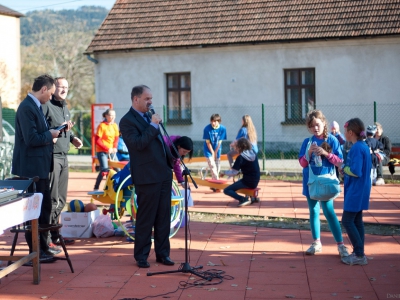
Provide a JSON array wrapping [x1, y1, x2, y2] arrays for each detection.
[[116, 134, 129, 161], [203, 113, 227, 180], [340, 118, 372, 266]]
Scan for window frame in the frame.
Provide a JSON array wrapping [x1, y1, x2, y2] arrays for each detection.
[[283, 68, 316, 125], [166, 72, 192, 125]]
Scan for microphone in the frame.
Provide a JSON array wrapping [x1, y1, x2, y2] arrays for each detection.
[[149, 105, 156, 115], [149, 105, 162, 123]]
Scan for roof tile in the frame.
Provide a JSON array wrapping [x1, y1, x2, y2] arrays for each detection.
[[86, 0, 400, 53]]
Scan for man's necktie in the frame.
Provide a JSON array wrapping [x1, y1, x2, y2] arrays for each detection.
[[144, 112, 151, 124], [39, 106, 48, 128]]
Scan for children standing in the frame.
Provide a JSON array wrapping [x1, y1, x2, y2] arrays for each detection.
[[223, 138, 260, 207], [331, 121, 346, 180], [340, 118, 372, 265], [365, 125, 384, 185], [298, 110, 349, 258], [203, 113, 227, 180], [330, 121, 346, 146], [227, 115, 258, 168]]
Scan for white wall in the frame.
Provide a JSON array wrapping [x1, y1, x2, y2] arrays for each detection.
[[92, 37, 400, 147], [0, 14, 21, 110]]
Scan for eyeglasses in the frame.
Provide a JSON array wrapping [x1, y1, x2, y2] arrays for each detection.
[[56, 86, 69, 90]]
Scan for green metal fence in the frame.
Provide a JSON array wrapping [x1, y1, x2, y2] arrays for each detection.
[[2, 102, 399, 166]]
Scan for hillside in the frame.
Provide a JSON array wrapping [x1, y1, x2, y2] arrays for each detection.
[[20, 6, 109, 46], [19, 6, 109, 109]]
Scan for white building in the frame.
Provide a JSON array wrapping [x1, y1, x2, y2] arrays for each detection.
[[0, 4, 23, 110], [86, 0, 400, 150]]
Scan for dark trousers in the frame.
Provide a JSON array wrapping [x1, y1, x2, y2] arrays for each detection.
[[377, 156, 389, 179], [134, 179, 172, 261], [94, 151, 109, 189], [342, 210, 365, 256], [25, 178, 52, 252], [223, 179, 250, 202], [48, 155, 69, 242]]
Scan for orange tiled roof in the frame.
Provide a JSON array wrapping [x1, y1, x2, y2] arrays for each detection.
[[86, 0, 400, 53], [0, 4, 24, 17]]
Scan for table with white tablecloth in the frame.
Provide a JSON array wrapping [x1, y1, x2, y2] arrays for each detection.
[[0, 193, 43, 284]]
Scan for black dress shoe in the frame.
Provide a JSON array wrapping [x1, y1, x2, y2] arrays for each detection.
[[156, 256, 175, 266], [44, 247, 62, 256], [136, 260, 150, 268]]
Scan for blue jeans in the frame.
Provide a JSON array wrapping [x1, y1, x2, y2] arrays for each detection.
[[94, 152, 109, 189], [306, 196, 343, 243], [342, 210, 365, 256], [224, 180, 249, 202]]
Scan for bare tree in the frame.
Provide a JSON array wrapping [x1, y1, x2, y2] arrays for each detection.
[[21, 22, 96, 109]]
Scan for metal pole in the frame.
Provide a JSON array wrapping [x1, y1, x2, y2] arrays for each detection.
[[163, 105, 167, 129], [374, 101, 377, 123]]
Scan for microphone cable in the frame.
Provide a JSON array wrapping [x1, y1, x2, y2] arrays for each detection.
[[119, 269, 234, 300]]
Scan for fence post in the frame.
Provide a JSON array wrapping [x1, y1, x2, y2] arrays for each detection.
[[262, 103, 265, 170], [79, 111, 84, 145], [374, 101, 377, 123], [163, 105, 167, 129]]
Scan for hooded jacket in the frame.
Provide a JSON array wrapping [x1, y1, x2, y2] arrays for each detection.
[[225, 150, 260, 188]]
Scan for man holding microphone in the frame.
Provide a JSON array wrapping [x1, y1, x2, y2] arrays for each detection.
[[120, 85, 174, 268]]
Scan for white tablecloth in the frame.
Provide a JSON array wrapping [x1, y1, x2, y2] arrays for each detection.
[[0, 193, 43, 235]]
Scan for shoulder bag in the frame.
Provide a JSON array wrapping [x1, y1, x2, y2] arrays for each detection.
[[305, 137, 341, 201]]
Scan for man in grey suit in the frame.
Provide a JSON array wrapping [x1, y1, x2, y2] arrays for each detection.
[[12, 74, 62, 262], [120, 85, 174, 268]]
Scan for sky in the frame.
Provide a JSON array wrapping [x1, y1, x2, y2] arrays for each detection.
[[0, 0, 116, 13]]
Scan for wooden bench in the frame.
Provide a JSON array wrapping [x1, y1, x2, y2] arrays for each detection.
[[183, 154, 231, 164], [192, 177, 261, 202]]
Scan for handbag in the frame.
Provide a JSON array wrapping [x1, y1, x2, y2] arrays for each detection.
[[305, 137, 341, 201]]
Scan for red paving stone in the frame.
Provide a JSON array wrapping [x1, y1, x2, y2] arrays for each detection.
[[0, 172, 399, 299]]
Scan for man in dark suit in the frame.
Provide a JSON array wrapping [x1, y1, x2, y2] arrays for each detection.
[[120, 85, 174, 268], [12, 74, 62, 262]]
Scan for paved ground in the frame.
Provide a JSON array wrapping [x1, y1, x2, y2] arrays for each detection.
[[0, 171, 399, 300]]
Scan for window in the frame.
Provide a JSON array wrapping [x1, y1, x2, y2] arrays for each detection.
[[166, 73, 191, 124], [284, 68, 315, 123]]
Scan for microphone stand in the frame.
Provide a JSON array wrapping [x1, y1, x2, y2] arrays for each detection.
[[147, 117, 210, 281]]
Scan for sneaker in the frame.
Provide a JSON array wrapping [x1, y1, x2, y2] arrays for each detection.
[[341, 253, 368, 265], [375, 178, 385, 185], [238, 197, 252, 207], [251, 197, 260, 204], [48, 243, 61, 250], [305, 242, 322, 255], [338, 244, 350, 257]]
